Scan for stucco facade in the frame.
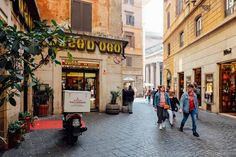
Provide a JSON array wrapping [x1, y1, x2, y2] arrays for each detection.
[[32, 0, 127, 114], [163, 0, 236, 114]]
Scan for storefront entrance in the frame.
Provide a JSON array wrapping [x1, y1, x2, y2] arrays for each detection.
[[178, 72, 184, 99], [194, 68, 202, 106], [62, 66, 99, 111], [221, 63, 236, 114]]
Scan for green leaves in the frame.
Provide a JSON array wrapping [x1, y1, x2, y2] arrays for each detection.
[[9, 97, 16, 106], [16, 74, 24, 80], [29, 42, 41, 56], [51, 20, 57, 27], [0, 19, 68, 108], [67, 52, 73, 61], [14, 83, 22, 92], [55, 60, 61, 65]]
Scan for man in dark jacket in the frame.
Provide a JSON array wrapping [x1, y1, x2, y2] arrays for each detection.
[[126, 85, 135, 114]]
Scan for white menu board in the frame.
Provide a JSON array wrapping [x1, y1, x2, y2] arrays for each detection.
[[63, 90, 91, 112]]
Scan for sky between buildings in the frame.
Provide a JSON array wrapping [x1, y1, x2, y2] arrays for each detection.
[[143, 0, 163, 36]]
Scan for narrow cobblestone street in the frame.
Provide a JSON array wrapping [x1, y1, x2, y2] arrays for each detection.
[[1, 98, 236, 157]]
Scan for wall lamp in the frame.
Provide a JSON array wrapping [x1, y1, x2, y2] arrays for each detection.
[[190, 0, 211, 12]]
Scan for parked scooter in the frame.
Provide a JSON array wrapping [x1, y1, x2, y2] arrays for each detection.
[[63, 113, 87, 145]]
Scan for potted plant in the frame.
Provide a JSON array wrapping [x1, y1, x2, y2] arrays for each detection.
[[19, 112, 34, 133], [33, 81, 54, 116], [8, 120, 24, 148], [106, 89, 121, 114]]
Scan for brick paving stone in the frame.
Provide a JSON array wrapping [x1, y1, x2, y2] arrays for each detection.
[[1, 98, 236, 157]]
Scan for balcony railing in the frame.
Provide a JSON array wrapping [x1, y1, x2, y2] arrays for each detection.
[[225, 4, 236, 17]]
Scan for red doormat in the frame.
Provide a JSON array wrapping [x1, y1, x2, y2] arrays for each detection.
[[30, 120, 63, 130]]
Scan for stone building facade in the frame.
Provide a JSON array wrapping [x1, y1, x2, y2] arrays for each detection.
[[144, 32, 163, 89], [163, 0, 236, 115], [33, 0, 128, 114], [122, 0, 143, 97]]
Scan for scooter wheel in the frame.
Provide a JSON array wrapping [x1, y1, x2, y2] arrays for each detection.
[[68, 135, 78, 145]]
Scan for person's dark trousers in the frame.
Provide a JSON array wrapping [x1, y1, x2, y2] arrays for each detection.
[[180, 111, 197, 133], [157, 106, 166, 123]]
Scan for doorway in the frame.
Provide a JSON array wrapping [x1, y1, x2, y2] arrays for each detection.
[[178, 72, 184, 99], [194, 68, 202, 106], [62, 68, 99, 111]]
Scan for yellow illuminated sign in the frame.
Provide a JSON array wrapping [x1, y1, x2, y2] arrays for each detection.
[[53, 37, 122, 54]]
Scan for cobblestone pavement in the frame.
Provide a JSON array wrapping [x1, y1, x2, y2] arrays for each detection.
[[1, 98, 236, 157]]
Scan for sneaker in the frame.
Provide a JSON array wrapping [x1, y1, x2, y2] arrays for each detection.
[[162, 123, 166, 128], [193, 132, 200, 137], [159, 124, 163, 130], [179, 127, 183, 132], [170, 124, 174, 128]]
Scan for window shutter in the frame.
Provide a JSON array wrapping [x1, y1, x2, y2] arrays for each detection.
[[71, 0, 81, 30], [82, 2, 92, 32]]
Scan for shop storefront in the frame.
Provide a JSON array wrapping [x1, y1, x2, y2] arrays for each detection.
[[61, 61, 99, 111], [33, 33, 128, 113], [220, 62, 236, 115]]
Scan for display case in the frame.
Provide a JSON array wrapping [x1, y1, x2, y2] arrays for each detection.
[[204, 74, 213, 105]]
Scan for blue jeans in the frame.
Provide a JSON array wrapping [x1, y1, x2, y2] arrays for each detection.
[[181, 111, 197, 133]]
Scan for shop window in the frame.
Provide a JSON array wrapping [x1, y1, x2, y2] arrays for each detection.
[[195, 16, 202, 37], [126, 56, 132, 66], [225, 0, 235, 16], [178, 72, 184, 99], [222, 64, 236, 113], [205, 74, 213, 111], [186, 76, 191, 91], [124, 32, 135, 48], [180, 31, 184, 47], [71, 0, 92, 32], [126, 13, 135, 26]]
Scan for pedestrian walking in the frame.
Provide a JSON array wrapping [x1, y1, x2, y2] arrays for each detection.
[[126, 85, 135, 114], [122, 87, 128, 106], [166, 91, 179, 127], [179, 84, 200, 137], [147, 88, 152, 104], [153, 85, 171, 130], [169, 91, 180, 119], [193, 82, 200, 119]]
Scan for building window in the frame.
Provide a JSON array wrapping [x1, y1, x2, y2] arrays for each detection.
[[176, 0, 183, 15], [167, 12, 170, 29], [71, 0, 92, 32], [225, 0, 235, 16], [124, 32, 135, 48], [195, 16, 202, 37], [180, 31, 184, 47], [126, 56, 132, 66], [167, 43, 171, 56], [126, 13, 135, 26], [124, 0, 134, 5]]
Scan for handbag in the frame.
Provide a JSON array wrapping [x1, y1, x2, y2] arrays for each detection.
[[164, 104, 170, 110]]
